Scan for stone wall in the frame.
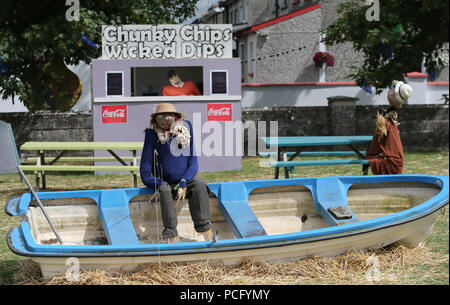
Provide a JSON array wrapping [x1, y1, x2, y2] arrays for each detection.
[[1, 105, 447, 162], [243, 104, 449, 153], [0, 111, 93, 160]]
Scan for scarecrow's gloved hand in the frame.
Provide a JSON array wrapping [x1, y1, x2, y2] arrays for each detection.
[[179, 178, 187, 188]]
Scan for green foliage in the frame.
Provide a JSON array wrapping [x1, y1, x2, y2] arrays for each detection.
[[322, 0, 449, 94], [0, 0, 199, 110]]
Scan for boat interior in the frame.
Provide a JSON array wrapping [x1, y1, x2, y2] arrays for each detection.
[[25, 180, 441, 246]]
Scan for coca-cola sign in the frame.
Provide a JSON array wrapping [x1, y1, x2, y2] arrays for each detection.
[[207, 103, 232, 121], [101, 105, 127, 123]]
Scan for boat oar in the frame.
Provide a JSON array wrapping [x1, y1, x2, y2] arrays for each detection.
[[16, 166, 64, 245]]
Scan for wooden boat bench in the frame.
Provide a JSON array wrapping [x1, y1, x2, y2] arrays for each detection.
[[213, 182, 268, 239], [98, 189, 140, 245], [312, 177, 359, 226]]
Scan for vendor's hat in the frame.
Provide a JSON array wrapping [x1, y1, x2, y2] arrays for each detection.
[[151, 103, 182, 119], [394, 81, 413, 105]]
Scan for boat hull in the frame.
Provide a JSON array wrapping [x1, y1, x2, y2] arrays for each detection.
[[27, 210, 440, 280], [5, 174, 448, 279]]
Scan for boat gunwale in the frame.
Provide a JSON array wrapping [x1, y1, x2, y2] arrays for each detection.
[[5, 174, 449, 258]]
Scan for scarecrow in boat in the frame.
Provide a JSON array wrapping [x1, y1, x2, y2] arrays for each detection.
[[140, 103, 213, 242], [364, 80, 413, 175], [162, 70, 202, 96]]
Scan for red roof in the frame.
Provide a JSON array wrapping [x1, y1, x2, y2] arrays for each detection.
[[405, 71, 428, 78], [239, 3, 321, 36]]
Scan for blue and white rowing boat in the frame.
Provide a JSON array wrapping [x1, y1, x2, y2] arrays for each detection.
[[5, 174, 448, 279]]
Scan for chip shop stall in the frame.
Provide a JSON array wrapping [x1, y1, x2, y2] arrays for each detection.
[[92, 24, 242, 172]]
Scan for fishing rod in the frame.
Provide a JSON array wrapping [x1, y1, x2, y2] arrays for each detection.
[[16, 166, 64, 245]]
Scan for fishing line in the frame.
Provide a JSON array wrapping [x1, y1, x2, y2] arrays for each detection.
[[148, 149, 162, 264]]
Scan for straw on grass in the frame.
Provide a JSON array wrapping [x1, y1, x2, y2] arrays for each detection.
[[15, 243, 448, 285]]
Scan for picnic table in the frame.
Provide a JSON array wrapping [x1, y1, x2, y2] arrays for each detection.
[[260, 136, 372, 179], [20, 141, 144, 189]]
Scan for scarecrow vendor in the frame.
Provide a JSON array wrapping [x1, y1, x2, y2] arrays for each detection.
[[140, 103, 213, 243], [163, 70, 201, 96], [365, 80, 412, 175]]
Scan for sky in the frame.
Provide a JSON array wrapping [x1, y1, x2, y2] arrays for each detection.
[[185, 0, 219, 24]]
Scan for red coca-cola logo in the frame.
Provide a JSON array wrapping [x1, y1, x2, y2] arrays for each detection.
[[101, 105, 127, 123], [207, 103, 232, 121]]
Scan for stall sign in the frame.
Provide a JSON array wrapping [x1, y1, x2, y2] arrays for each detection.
[[102, 24, 233, 59], [102, 105, 128, 123], [207, 104, 232, 121]]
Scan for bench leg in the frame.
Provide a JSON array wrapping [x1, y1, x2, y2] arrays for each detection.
[[35, 172, 40, 191], [39, 150, 46, 189], [41, 172, 46, 189], [274, 151, 281, 179], [282, 151, 290, 178], [362, 164, 369, 175], [133, 173, 137, 188]]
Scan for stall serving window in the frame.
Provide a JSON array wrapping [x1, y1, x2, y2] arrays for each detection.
[[131, 67, 203, 96]]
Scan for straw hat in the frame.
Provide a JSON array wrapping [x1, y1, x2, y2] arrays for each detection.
[[150, 103, 182, 120], [390, 81, 412, 107]]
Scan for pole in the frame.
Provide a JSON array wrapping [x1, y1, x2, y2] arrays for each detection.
[[16, 166, 64, 245]]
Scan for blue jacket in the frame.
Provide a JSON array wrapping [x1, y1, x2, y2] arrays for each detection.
[[140, 120, 198, 189]]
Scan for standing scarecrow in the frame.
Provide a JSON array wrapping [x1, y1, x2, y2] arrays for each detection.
[[365, 80, 413, 175]]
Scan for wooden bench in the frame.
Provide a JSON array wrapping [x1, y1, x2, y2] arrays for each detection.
[[260, 136, 372, 179], [25, 156, 141, 163], [269, 159, 369, 169], [20, 141, 143, 190], [259, 151, 366, 157], [260, 152, 368, 172], [20, 165, 140, 190]]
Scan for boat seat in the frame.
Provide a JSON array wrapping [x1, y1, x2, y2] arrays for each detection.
[[98, 189, 140, 245], [312, 177, 359, 226], [217, 182, 268, 238]]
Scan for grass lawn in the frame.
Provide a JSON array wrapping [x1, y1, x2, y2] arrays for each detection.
[[0, 151, 448, 285]]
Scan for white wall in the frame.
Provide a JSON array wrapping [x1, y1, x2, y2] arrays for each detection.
[[0, 96, 28, 113], [68, 61, 93, 111], [242, 78, 449, 108]]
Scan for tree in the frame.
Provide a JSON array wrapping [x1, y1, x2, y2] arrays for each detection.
[[322, 0, 449, 94], [0, 0, 199, 111]]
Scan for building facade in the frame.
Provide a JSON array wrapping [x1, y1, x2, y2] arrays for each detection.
[[200, 0, 449, 85]]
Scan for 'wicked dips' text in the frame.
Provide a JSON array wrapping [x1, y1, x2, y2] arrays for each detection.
[[102, 24, 232, 59]]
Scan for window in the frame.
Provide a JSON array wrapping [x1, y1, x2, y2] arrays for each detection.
[[244, 0, 248, 22], [248, 40, 254, 76], [131, 67, 203, 96], [239, 0, 248, 23], [239, 42, 245, 77], [281, 0, 288, 9], [210, 70, 228, 95], [271, 0, 277, 12], [105, 71, 124, 96]]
